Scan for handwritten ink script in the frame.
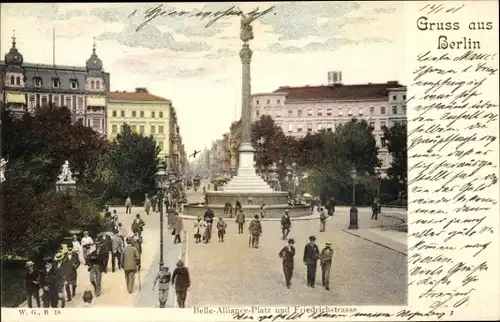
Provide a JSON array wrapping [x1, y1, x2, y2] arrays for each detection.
[[193, 305, 450, 321], [408, 2, 499, 320], [128, 4, 276, 32]]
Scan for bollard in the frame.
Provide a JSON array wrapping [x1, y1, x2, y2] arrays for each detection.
[[349, 206, 358, 230]]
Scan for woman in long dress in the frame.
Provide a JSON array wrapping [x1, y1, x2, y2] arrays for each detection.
[[203, 219, 211, 243]]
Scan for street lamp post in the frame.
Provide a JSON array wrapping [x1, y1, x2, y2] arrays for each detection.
[[349, 168, 358, 230], [155, 161, 168, 268]]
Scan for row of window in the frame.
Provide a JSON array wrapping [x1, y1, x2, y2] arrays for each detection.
[[256, 105, 406, 118], [277, 119, 406, 134], [255, 94, 407, 106], [111, 124, 164, 134], [27, 93, 85, 110], [111, 110, 164, 118], [6, 75, 103, 90]]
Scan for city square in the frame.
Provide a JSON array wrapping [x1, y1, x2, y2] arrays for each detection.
[[1, 2, 408, 309]]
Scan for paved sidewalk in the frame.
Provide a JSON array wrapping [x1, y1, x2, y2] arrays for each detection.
[[342, 228, 407, 256]]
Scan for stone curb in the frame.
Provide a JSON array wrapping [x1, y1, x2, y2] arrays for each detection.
[[342, 229, 407, 256], [178, 214, 318, 221]]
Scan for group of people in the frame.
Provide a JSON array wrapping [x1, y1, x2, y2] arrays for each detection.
[[279, 236, 334, 290]]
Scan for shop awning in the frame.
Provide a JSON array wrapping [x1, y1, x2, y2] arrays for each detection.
[[87, 96, 106, 107], [6, 93, 26, 104]]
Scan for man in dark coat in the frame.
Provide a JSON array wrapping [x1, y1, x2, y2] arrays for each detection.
[[281, 209, 292, 240], [24, 261, 41, 308], [62, 246, 80, 301], [248, 215, 263, 248], [235, 209, 245, 234], [303, 236, 320, 287], [327, 198, 336, 216], [53, 252, 66, 307], [278, 239, 296, 288], [87, 241, 107, 297], [131, 214, 146, 236], [203, 206, 215, 238], [172, 260, 190, 308], [40, 257, 59, 308]]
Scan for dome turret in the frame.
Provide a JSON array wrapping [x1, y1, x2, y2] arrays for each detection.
[[85, 38, 103, 72], [4, 31, 23, 66]]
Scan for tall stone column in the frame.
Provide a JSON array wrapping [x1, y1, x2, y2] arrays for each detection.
[[240, 44, 253, 143], [236, 43, 256, 178]]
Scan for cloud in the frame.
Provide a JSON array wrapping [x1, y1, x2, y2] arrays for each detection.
[[258, 2, 375, 41], [373, 7, 397, 14], [265, 36, 392, 54], [97, 23, 210, 51], [203, 48, 237, 59]]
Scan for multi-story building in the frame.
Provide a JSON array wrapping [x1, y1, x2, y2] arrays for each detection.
[[107, 87, 185, 167], [251, 72, 407, 170], [0, 35, 109, 134]]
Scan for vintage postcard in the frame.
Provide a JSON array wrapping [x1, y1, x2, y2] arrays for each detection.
[[0, 1, 498, 321]]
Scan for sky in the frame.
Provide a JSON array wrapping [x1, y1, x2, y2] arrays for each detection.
[[0, 2, 406, 156]]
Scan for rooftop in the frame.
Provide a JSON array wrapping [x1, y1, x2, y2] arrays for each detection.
[[108, 88, 171, 102], [1, 60, 92, 72], [271, 81, 405, 100]]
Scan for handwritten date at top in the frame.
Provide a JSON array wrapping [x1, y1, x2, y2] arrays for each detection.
[[420, 4, 464, 15]]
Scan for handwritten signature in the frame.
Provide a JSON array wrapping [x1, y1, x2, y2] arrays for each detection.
[[128, 4, 276, 32]]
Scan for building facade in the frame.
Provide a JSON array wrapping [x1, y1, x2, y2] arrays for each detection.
[[0, 35, 109, 134], [251, 72, 407, 170], [107, 88, 185, 170]]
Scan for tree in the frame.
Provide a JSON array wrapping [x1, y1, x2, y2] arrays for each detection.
[[309, 119, 381, 205], [107, 123, 160, 203], [382, 121, 408, 199], [251, 115, 289, 168]]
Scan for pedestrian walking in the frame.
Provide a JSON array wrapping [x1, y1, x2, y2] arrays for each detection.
[[125, 196, 132, 214], [152, 195, 157, 213], [131, 214, 145, 236], [235, 200, 242, 214], [260, 203, 266, 218], [228, 202, 234, 218], [248, 215, 262, 248], [371, 199, 378, 220], [87, 242, 106, 297], [53, 252, 66, 308], [281, 209, 291, 240], [216, 217, 227, 242], [319, 208, 328, 232], [235, 209, 245, 234], [132, 232, 143, 256], [71, 235, 83, 263], [278, 239, 295, 289], [319, 241, 334, 291], [40, 257, 58, 308], [193, 216, 205, 244], [153, 264, 171, 308], [327, 198, 336, 216], [81, 231, 94, 265], [172, 260, 190, 308], [24, 261, 41, 308], [171, 213, 184, 244], [203, 219, 211, 243], [111, 232, 124, 272], [204, 206, 215, 237], [122, 237, 141, 294], [118, 222, 128, 245], [303, 236, 320, 287], [144, 194, 152, 215], [62, 246, 80, 302]]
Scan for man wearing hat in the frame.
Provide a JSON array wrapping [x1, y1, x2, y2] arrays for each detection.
[[53, 252, 67, 307], [144, 193, 152, 215], [153, 264, 171, 308], [81, 231, 94, 264], [40, 257, 57, 307], [62, 245, 81, 301], [248, 215, 263, 248], [122, 236, 141, 294], [303, 236, 320, 287], [278, 238, 296, 288], [172, 260, 190, 308], [87, 241, 106, 297], [281, 210, 292, 240], [319, 207, 328, 232], [24, 261, 41, 307], [320, 241, 334, 290]]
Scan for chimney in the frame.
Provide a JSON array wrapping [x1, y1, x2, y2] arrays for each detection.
[[135, 87, 148, 93], [328, 71, 342, 86]]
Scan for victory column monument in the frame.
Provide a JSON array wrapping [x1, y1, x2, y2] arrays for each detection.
[[184, 14, 309, 218]]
